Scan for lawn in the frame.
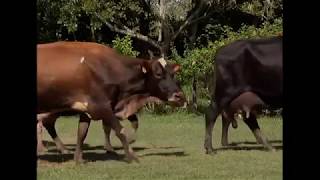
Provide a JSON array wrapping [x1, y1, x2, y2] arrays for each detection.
[[37, 112, 282, 180]]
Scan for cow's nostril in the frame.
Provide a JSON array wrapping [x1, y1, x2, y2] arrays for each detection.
[[174, 91, 184, 99]]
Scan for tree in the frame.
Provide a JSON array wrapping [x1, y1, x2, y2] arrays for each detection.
[[37, 0, 282, 57]]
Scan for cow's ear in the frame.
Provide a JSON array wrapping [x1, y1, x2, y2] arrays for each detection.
[[171, 64, 181, 73]]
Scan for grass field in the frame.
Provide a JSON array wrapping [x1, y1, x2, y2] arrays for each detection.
[[37, 112, 282, 180]]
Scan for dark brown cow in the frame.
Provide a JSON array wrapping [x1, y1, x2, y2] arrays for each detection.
[[204, 36, 282, 154], [37, 41, 185, 163]]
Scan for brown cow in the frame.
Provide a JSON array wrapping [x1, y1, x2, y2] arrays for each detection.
[[37, 41, 185, 163]]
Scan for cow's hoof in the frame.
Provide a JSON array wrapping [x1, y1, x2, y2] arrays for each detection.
[[221, 143, 229, 147], [37, 146, 48, 155], [75, 159, 87, 165], [60, 149, 71, 154], [37, 151, 45, 156], [126, 153, 140, 163], [266, 148, 276, 152], [205, 149, 217, 155]]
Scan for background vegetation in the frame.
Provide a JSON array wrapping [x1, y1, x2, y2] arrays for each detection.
[[37, 0, 283, 113]]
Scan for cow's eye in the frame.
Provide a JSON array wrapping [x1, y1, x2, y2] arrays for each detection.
[[155, 73, 163, 79]]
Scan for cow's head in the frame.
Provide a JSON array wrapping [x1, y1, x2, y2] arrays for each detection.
[[142, 57, 186, 106]]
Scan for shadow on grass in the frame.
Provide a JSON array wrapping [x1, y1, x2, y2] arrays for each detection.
[[38, 151, 126, 163], [43, 140, 148, 153], [216, 140, 283, 151], [229, 140, 282, 146], [140, 151, 188, 157], [39, 141, 185, 163]]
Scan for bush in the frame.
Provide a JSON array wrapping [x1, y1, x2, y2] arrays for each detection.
[[172, 18, 282, 86], [111, 35, 140, 57]]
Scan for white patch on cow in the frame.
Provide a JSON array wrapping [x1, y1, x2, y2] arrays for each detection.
[[71, 101, 88, 112], [85, 112, 92, 119], [158, 57, 167, 67], [80, 56, 85, 63], [142, 67, 147, 73], [243, 105, 250, 119], [245, 111, 250, 119]]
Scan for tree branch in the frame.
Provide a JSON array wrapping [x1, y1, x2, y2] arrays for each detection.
[[171, 0, 208, 40], [188, 11, 214, 26], [94, 12, 161, 50], [140, 0, 152, 13]]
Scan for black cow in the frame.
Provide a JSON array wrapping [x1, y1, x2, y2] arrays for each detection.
[[204, 36, 282, 154]]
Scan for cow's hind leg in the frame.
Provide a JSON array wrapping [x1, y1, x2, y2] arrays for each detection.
[[37, 121, 47, 155], [74, 113, 91, 164], [243, 114, 275, 151], [127, 114, 139, 144], [91, 102, 139, 163], [221, 114, 231, 146], [42, 114, 69, 154], [105, 117, 139, 163], [204, 102, 220, 154], [102, 122, 116, 154]]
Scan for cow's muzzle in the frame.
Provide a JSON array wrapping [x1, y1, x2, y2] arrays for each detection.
[[168, 91, 186, 107]]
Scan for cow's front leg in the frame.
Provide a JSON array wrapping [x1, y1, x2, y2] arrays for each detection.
[[204, 102, 220, 154], [106, 118, 139, 163], [102, 122, 116, 154], [243, 114, 275, 152], [74, 113, 91, 164]]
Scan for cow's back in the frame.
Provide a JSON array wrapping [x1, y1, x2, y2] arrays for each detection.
[[37, 42, 123, 112], [213, 36, 282, 108]]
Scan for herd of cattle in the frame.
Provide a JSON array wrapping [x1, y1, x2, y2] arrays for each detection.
[[37, 35, 282, 164]]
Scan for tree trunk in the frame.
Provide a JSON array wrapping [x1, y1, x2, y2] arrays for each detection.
[[191, 75, 198, 111], [72, 32, 77, 41], [158, 0, 164, 42], [91, 26, 96, 41], [158, 0, 166, 58]]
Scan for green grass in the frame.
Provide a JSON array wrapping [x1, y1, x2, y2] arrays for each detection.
[[37, 112, 282, 180]]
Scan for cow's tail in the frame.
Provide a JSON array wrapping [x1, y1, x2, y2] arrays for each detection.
[[208, 64, 217, 100]]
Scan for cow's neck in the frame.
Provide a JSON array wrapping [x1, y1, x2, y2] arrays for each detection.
[[117, 65, 150, 101]]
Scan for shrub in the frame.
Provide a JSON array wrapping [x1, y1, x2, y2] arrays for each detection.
[[112, 35, 140, 57]]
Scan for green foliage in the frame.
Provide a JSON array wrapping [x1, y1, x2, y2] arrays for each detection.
[[171, 47, 215, 86], [224, 18, 282, 41], [240, 0, 283, 20], [58, 0, 82, 33], [111, 35, 140, 57], [172, 18, 282, 86]]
